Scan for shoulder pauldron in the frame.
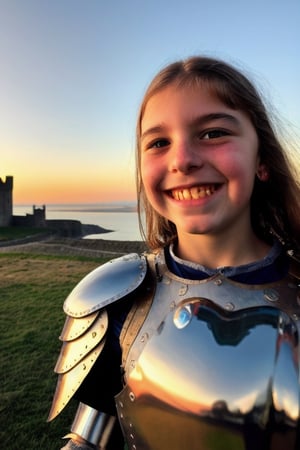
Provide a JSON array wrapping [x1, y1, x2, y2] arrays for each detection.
[[48, 253, 148, 421]]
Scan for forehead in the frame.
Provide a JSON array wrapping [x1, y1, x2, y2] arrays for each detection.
[[141, 84, 233, 128]]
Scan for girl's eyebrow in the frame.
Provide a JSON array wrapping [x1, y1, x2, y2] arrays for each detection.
[[141, 112, 241, 142], [141, 125, 165, 142], [193, 112, 241, 127]]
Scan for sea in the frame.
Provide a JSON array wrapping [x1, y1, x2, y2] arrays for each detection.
[[13, 202, 143, 241]]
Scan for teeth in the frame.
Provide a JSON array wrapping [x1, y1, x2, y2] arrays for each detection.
[[172, 185, 215, 200], [183, 189, 191, 200]]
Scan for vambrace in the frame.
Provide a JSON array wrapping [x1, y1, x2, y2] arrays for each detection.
[[63, 402, 116, 449]]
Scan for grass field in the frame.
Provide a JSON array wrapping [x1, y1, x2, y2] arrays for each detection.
[[0, 226, 49, 241], [0, 251, 108, 449]]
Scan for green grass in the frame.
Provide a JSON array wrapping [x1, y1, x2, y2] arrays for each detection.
[[0, 252, 108, 449], [0, 226, 49, 241]]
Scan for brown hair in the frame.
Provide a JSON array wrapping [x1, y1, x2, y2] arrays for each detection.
[[136, 56, 300, 253]]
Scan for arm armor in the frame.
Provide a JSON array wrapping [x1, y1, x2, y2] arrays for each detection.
[[62, 402, 116, 448], [48, 253, 148, 422]]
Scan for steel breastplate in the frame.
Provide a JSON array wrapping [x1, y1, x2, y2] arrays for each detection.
[[115, 250, 300, 450]]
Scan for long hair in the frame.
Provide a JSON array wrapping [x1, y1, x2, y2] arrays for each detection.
[[136, 56, 300, 253]]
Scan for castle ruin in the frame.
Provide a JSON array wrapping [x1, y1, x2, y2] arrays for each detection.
[[0, 176, 47, 228], [0, 175, 105, 238], [0, 176, 13, 226]]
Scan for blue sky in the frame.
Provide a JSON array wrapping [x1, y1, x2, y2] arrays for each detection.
[[0, 0, 299, 204]]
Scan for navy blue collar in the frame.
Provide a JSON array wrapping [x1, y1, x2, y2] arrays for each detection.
[[165, 241, 289, 284]]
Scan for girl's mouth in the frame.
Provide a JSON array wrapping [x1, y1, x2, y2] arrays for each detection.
[[170, 184, 219, 200]]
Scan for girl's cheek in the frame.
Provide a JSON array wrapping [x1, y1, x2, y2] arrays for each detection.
[[216, 153, 248, 178], [141, 159, 158, 183], [141, 171, 153, 193]]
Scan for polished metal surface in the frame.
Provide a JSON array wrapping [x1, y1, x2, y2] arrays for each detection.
[[69, 402, 116, 447], [55, 311, 108, 373], [49, 253, 148, 421], [49, 310, 108, 420], [63, 253, 147, 317], [60, 310, 100, 341], [122, 249, 300, 380], [48, 340, 106, 421], [116, 299, 300, 450], [49, 248, 300, 449]]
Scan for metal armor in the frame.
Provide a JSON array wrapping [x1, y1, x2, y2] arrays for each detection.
[[49, 249, 300, 449], [48, 253, 149, 422], [116, 249, 300, 450]]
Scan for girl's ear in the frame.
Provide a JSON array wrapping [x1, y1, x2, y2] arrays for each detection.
[[256, 163, 270, 182]]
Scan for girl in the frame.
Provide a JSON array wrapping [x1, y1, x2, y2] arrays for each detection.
[[49, 57, 300, 450]]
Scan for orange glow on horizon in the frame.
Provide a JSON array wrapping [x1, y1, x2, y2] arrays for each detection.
[[10, 173, 136, 205], [13, 184, 137, 204]]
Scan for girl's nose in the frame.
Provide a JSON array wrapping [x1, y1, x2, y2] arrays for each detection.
[[169, 140, 203, 173]]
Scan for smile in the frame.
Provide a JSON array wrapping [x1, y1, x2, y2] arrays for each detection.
[[171, 185, 218, 200]]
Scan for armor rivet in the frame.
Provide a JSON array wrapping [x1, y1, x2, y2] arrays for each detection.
[[120, 412, 124, 419], [130, 360, 135, 368], [225, 302, 235, 311], [119, 401, 124, 408], [92, 332, 97, 338], [214, 279, 222, 286], [140, 333, 149, 343], [264, 288, 279, 302], [170, 301, 176, 310], [179, 284, 188, 295], [129, 392, 135, 402], [132, 445, 137, 450], [292, 314, 298, 321], [130, 433, 134, 439]]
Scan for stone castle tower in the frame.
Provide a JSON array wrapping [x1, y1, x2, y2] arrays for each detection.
[[0, 176, 13, 226]]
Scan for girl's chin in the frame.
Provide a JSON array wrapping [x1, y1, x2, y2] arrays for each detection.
[[176, 224, 214, 236]]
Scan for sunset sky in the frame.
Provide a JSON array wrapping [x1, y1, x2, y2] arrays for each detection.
[[1, 0, 299, 205]]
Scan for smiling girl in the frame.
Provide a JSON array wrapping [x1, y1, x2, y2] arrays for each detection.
[[49, 57, 300, 450], [140, 83, 267, 267]]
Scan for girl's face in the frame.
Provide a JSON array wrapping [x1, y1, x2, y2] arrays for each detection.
[[140, 84, 260, 241]]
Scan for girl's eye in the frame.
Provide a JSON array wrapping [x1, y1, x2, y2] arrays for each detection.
[[149, 138, 169, 149], [202, 129, 228, 140]]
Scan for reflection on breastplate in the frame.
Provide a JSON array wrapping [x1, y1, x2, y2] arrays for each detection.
[[116, 300, 299, 450]]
